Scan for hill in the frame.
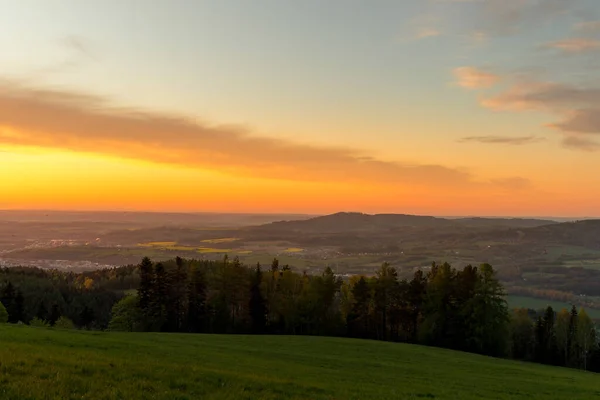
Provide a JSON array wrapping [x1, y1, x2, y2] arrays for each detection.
[[1, 324, 599, 399], [253, 212, 556, 234]]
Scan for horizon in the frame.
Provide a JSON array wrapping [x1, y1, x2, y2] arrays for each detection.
[[2, 1, 599, 216], [0, 208, 597, 221]]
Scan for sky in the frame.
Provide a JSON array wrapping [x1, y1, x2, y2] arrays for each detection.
[[1, 0, 599, 216]]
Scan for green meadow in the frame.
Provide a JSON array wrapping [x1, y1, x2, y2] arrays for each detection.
[[1, 325, 600, 399]]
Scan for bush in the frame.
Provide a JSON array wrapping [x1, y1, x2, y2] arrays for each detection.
[[0, 303, 7, 323], [108, 296, 143, 332], [29, 318, 49, 327], [53, 316, 75, 330]]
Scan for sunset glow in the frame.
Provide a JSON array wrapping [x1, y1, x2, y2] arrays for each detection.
[[1, 0, 599, 217]]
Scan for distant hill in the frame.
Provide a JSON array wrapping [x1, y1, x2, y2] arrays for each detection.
[[252, 212, 556, 233], [0, 210, 315, 227], [515, 219, 600, 247], [455, 217, 557, 229]]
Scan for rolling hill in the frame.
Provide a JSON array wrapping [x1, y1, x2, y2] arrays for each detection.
[[1, 324, 599, 399], [253, 212, 556, 234]]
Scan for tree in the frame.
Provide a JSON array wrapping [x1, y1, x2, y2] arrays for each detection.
[[108, 296, 143, 332], [80, 306, 94, 330], [348, 276, 371, 338], [48, 304, 61, 327], [271, 258, 280, 273], [152, 262, 169, 330], [36, 302, 48, 322], [187, 265, 207, 333], [576, 308, 597, 370], [421, 262, 457, 348], [13, 290, 25, 323], [555, 308, 571, 365], [83, 277, 95, 290], [373, 263, 398, 341], [407, 270, 426, 343], [0, 302, 8, 323], [1, 281, 19, 323], [467, 264, 509, 356], [535, 306, 558, 365], [171, 257, 189, 331], [509, 308, 534, 360], [249, 263, 267, 333], [137, 257, 154, 312]]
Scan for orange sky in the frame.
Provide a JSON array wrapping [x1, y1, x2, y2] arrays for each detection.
[[1, 1, 599, 217]]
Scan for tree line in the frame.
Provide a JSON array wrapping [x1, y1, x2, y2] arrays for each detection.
[[2, 257, 599, 372], [109, 256, 600, 371]]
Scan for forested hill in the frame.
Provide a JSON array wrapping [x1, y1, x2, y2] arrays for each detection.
[[252, 212, 556, 233]]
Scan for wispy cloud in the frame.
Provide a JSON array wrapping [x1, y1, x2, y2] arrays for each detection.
[[453, 66, 500, 89], [561, 135, 600, 152], [544, 38, 600, 53], [481, 82, 600, 112], [449, 0, 581, 36], [0, 79, 530, 190], [550, 109, 600, 134], [574, 20, 600, 32], [458, 135, 544, 145], [475, 78, 600, 150], [61, 35, 95, 61]]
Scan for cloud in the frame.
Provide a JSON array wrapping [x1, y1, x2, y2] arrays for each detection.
[[544, 38, 600, 53], [453, 0, 581, 36], [550, 109, 600, 134], [0, 79, 530, 191], [475, 78, 600, 149], [61, 35, 95, 60], [574, 20, 600, 32], [453, 66, 500, 89], [481, 82, 600, 112], [458, 135, 544, 145], [561, 134, 600, 151]]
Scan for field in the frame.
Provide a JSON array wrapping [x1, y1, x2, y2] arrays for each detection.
[[507, 295, 600, 319], [1, 325, 600, 399]]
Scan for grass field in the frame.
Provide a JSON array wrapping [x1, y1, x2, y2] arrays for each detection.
[[507, 295, 600, 319], [2, 325, 600, 399]]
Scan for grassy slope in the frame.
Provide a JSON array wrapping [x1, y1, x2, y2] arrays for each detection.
[[1, 325, 600, 400]]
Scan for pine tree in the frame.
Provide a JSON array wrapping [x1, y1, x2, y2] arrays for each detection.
[[14, 290, 25, 323], [153, 262, 169, 330], [249, 263, 267, 333], [1, 282, 16, 322], [137, 257, 154, 313], [36, 302, 48, 322], [187, 265, 207, 333], [271, 258, 279, 273], [407, 270, 426, 343], [48, 304, 61, 327], [349, 276, 371, 338], [80, 306, 94, 329]]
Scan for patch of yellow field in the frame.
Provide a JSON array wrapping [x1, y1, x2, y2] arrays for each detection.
[[197, 247, 231, 253], [138, 241, 177, 247], [284, 248, 304, 253], [235, 250, 253, 254], [201, 238, 239, 244]]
